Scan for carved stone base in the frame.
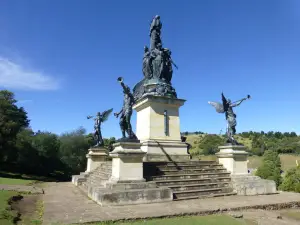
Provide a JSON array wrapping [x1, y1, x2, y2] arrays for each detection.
[[109, 142, 145, 182], [141, 140, 190, 162], [86, 147, 108, 173], [216, 145, 248, 175]]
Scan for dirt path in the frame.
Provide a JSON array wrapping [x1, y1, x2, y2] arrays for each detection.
[[43, 182, 300, 225]]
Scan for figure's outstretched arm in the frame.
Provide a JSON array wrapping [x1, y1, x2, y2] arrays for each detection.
[[230, 98, 246, 107]]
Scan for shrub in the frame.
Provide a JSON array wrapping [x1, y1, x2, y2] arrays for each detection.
[[280, 166, 300, 192], [256, 150, 282, 187]]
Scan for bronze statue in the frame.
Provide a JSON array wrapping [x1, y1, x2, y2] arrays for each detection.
[[149, 15, 162, 51], [87, 108, 113, 147], [114, 77, 138, 141], [133, 15, 178, 100], [208, 93, 251, 145]]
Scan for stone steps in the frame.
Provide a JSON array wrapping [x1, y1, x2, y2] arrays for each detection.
[[157, 168, 227, 175], [155, 177, 232, 186], [156, 164, 223, 169], [166, 181, 231, 192], [145, 160, 234, 201], [173, 191, 237, 201], [173, 187, 233, 199], [149, 172, 231, 181]]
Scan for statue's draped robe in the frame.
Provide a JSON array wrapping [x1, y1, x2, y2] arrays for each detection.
[[142, 52, 152, 79], [150, 18, 162, 50]]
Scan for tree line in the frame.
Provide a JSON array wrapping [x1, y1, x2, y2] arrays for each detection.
[[0, 90, 115, 180]]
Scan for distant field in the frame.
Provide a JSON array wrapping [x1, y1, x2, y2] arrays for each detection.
[[186, 134, 300, 171]]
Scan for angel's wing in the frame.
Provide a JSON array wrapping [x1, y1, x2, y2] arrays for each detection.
[[208, 101, 224, 113], [101, 108, 113, 122], [221, 92, 229, 111]]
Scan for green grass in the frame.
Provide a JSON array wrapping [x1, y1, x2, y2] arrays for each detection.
[[0, 190, 19, 225], [85, 215, 245, 225], [0, 177, 35, 185]]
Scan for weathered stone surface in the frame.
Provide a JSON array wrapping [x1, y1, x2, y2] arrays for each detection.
[[231, 175, 277, 195], [86, 146, 108, 172], [216, 145, 248, 175], [72, 175, 87, 186], [43, 182, 300, 225], [90, 186, 173, 206]]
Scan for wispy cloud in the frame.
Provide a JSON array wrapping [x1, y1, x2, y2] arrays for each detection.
[[0, 57, 60, 90]]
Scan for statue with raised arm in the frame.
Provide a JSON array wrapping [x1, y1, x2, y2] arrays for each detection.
[[149, 15, 162, 51], [87, 108, 113, 147], [114, 77, 138, 141], [208, 93, 251, 145]]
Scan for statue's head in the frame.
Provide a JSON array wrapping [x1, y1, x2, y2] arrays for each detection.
[[156, 43, 162, 50], [227, 99, 231, 104], [144, 46, 149, 52], [97, 112, 101, 116], [155, 15, 160, 19]]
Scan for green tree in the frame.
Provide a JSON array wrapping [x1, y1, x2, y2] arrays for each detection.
[[59, 127, 90, 174], [198, 134, 224, 155], [0, 90, 29, 162], [280, 166, 300, 193], [256, 150, 282, 187]]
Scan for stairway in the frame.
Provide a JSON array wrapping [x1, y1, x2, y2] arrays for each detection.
[[144, 160, 236, 200], [81, 161, 112, 190]]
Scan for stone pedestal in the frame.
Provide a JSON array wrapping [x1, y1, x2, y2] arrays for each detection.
[[109, 142, 146, 182], [133, 95, 190, 161], [216, 144, 277, 195], [216, 145, 248, 175], [86, 147, 108, 173]]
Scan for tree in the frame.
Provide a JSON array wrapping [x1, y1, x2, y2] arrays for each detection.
[[198, 134, 224, 155], [256, 150, 282, 187], [59, 127, 90, 174], [280, 166, 300, 193], [0, 90, 29, 162]]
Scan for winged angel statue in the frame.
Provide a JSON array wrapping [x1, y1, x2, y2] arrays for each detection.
[[208, 93, 250, 145], [87, 108, 113, 147]]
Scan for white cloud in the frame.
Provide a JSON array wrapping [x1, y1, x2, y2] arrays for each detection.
[[0, 57, 60, 90]]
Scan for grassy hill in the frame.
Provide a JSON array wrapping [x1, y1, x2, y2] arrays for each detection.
[[185, 134, 300, 171]]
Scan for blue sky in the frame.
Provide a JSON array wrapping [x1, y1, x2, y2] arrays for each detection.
[[0, 0, 300, 138]]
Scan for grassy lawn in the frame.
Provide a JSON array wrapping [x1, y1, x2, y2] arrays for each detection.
[[0, 177, 36, 185], [0, 190, 19, 225], [88, 215, 246, 225]]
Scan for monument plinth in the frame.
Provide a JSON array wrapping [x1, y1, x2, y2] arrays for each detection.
[[86, 147, 108, 173], [216, 144, 248, 175], [133, 95, 189, 161], [109, 142, 145, 182], [216, 144, 277, 195]]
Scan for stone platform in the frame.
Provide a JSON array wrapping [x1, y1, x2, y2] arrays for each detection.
[[43, 182, 300, 225]]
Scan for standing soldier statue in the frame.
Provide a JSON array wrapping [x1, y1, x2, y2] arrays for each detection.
[[114, 77, 138, 141], [208, 93, 251, 145], [87, 108, 113, 147]]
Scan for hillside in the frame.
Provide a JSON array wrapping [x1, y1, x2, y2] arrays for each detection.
[[184, 133, 300, 171]]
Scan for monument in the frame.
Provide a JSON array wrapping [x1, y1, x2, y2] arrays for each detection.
[[132, 15, 189, 162], [72, 15, 278, 206], [209, 93, 276, 195]]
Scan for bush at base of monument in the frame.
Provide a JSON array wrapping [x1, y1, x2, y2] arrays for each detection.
[[280, 166, 300, 193], [255, 150, 282, 187]]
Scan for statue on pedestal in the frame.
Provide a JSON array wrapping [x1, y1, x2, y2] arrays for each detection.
[[208, 93, 251, 145], [133, 15, 178, 101], [87, 108, 113, 147], [114, 77, 138, 141]]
